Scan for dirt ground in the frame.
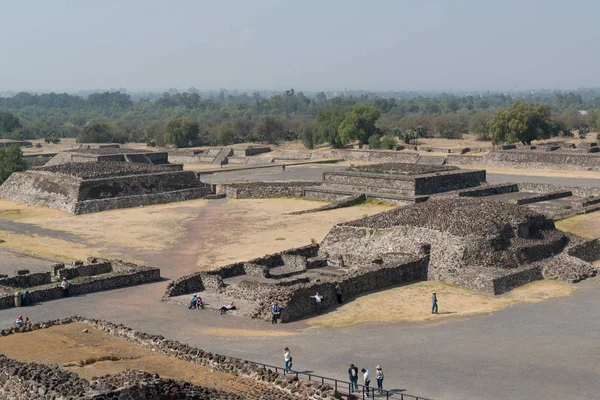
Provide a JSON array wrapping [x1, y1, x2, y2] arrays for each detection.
[[556, 211, 600, 239], [0, 198, 391, 269], [0, 322, 285, 397], [307, 280, 576, 328]]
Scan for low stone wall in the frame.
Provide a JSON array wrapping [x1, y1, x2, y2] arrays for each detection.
[[224, 181, 321, 199], [57, 261, 112, 280], [457, 183, 519, 197], [287, 194, 366, 215], [450, 151, 600, 171], [73, 187, 212, 214], [0, 317, 339, 400], [244, 263, 270, 277], [246, 157, 274, 165], [567, 238, 600, 262], [0, 261, 160, 310], [331, 149, 420, 163], [510, 190, 572, 205], [413, 170, 486, 195], [164, 245, 320, 297], [0, 272, 51, 288], [516, 182, 600, 198]]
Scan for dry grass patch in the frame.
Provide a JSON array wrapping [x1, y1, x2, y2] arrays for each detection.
[[307, 280, 575, 328], [194, 199, 392, 268], [0, 199, 207, 252], [0, 322, 284, 398], [0, 232, 95, 261], [556, 211, 600, 239]]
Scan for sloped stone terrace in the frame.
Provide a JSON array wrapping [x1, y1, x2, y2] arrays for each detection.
[[66, 148, 147, 155], [347, 162, 458, 175], [39, 162, 179, 179], [343, 198, 551, 237]]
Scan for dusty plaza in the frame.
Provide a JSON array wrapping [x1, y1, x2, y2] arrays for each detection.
[[0, 141, 598, 399]]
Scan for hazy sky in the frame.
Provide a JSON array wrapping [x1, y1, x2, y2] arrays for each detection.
[[1, 0, 599, 93]]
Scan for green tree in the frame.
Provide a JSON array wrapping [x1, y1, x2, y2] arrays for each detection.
[[315, 106, 346, 147], [379, 134, 397, 149], [394, 126, 419, 144], [216, 122, 234, 145], [0, 112, 22, 135], [144, 121, 166, 146], [298, 122, 317, 149], [0, 146, 27, 183], [433, 115, 463, 139], [163, 119, 200, 148], [77, 121, 114, 143], [339, 105, 381, 144], [252, 116, 288, 144], [367, 133, 381, 148], [487, 101, 555, 145], [468, 111, 492, 140]]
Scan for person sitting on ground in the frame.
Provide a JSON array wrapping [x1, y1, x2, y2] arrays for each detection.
[[188, 294, 198, 309], [271, 303, 281, 324], [196, 296, 205, 309], [15, 314, 24, 328], [219, 302, 235, 315], [25, 317, 31, 328]]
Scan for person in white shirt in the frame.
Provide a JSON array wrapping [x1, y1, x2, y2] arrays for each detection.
[[361, 368, 371, 396], [60, 277, 70, 297], [284, 347, 292, 374], [310, 292, 324, 314]]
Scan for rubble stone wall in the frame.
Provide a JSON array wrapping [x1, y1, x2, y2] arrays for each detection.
[[567, 238, 600, 262], [58, 262, 112, 280], [0, 272, 52, 288], [449, 151, 600, 171], [224, 181, 321, 199], [331, 149, 420, 163], [516, 182, 600, 198], [413, 170, 486, 195]]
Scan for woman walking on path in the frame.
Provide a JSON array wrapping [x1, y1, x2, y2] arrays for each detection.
[[376, 365, 384, 393], [284, 347, 292, 374]]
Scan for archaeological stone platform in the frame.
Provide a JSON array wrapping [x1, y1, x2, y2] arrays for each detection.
[[0, 162, 213, 214]]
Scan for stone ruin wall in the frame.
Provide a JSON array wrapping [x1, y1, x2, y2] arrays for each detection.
[[0, 317, 339, 400], [448, 151, 600, 171], [165, 243, 428, 322], [413, 169, 486, 195], [224, 181, 321, 199], [0, 260, 161, 310], [0, 170, 82, 212], [330, 149, 420, 163]]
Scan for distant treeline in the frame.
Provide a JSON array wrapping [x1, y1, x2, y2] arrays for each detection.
[[0, 89, 599, 148]]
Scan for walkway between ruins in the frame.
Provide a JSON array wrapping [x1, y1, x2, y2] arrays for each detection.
[[1, 275, 599, 400]]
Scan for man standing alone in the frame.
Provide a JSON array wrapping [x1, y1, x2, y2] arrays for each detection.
[[310, 292, 323, 314], [61, 277, 70, 297], [335, 283, 343, 304], [432, 292, 438, 314]]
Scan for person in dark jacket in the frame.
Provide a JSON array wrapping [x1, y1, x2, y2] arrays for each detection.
[[335, 283, 343, 304], [348, 364, 359, 392], [432, 292, 438, 314], [271, 303, 281, 324]]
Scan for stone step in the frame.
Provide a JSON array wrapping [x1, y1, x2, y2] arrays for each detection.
[[304, 187, 428, 204], [511, 191, 573, 205], [416, 155, 447, 165], [458, 183, 519, 197], [321, 182, 414, 196]]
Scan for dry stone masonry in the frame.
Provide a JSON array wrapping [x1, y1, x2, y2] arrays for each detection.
[[0, 161, 213, 213]]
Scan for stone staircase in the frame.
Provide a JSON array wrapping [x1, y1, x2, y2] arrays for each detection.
[[416, 155, 447, 165], [211, 147, 233, 165]]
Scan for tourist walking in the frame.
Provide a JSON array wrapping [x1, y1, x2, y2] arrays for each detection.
[[335, 283, 343, 304], [188, 294, 198, 309], [361, 368, 371, 396], [376, 365, 384, 393], [271, 303, 281, 324], [310, 292, 324, 314], [432, 292, 438, 314], [348, 363, 359, 392], [284, 347, 292, 374], [282, 163, 286, 172], [61, 277, 70, 297]]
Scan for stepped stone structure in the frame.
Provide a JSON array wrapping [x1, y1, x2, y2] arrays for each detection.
[[322, 198, 598, 295], [45, 146, 170, 167], [304, 163, 486, 204], [0, 162, 213, 214]]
